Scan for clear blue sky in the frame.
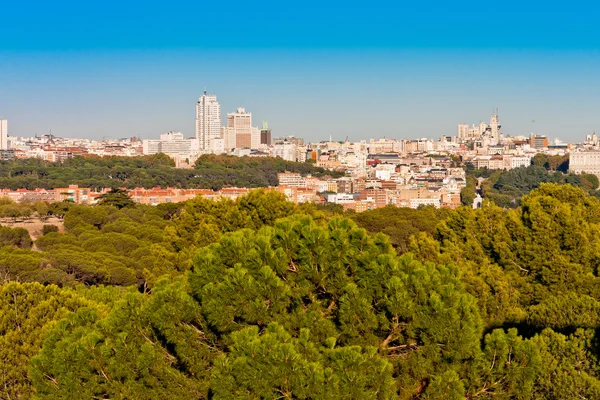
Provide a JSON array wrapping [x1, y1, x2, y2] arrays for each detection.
[[1, 0, 599, 142]]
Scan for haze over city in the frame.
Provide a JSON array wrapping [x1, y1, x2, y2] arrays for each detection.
[[1, 1, 600, 141]]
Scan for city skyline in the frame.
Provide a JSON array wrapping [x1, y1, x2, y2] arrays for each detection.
[[2, 2, 600, 142]]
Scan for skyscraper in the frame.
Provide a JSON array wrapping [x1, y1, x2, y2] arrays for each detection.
[[195, 91, 221, 152], [260, 121, 272, 145], [0, 120, 7, 150], [222, 107, 260, 149], [489, 109, 500, 146]]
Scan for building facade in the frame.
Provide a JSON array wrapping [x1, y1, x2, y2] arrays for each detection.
[[569, 151, 600, 177], [222, 107, 260, 150], [143, 132, 198, 158], [260, 121, 272, 145], [195, 91, 221, 152], [0, 120, 7, 150]]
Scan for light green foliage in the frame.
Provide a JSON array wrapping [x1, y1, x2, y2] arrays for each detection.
[[423, 184, 600, 331], [190, 215, 482, 398], [0, 247, 72, 285], [465, 328, 542, 398], [211, 323, 395, 400], [531, 328, 600, 399], [410, 183, 600, 398], [0, 182, 598, 399], [0, 189, 300, 288], [0, 202, 34, 220], [167, 189, 296, 254], [0, 282, 93, 399], [31, 278, 212, 399]]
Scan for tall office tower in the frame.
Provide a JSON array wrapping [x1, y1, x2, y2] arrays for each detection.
[[489, 108, 500, 145], [0, 120, 7, 150], [457, 124, 469, 140], [223, 107, 260, 149], [195, 91, 221, 152], [260, 121, 272, 145]]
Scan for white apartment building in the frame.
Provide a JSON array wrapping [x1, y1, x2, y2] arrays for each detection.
[[409, 197, 441, 209], [143, 131, 198, 158], [368, 138, 404, 153], [196, 91, 221, 152], [457, 124, 469, 139], [272, 141, 297, 162], [277, 172, 307, 188], [0, 120, 7, 150], [511, 156, 531, 169], [569, 151, 600, 177]]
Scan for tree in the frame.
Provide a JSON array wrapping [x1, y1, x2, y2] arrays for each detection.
[[96, 188, 135, 209], [0, 282, 93, 399], [31, 279, 211, 399], [30, 215, 484, 399], [42, 224, 59, 235]]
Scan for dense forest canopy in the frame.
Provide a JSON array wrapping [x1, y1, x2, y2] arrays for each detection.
[[0, 184, 599, 399], [0, 154, 340, 190], [462, 160, 600, 207]]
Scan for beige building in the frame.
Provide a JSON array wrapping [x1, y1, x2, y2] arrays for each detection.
[[569, 151, 600, 177], [277, 172, 307, 188], [223, 108, 260, 150], [0, 120, 7, 150]]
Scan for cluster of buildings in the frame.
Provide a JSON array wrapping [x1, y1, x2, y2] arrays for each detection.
[[277, 157, 464, 211], [0, 185, 315, 206], [4, 98, 600, 212]]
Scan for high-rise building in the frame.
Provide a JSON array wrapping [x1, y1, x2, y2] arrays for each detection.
[[489, 109, 500, 146], [0, 120, 7, 150], [457, 124, 469, 140], [195, 91, 221, 152], [260, 121, 272, 145], [223, 107, 260, 149]]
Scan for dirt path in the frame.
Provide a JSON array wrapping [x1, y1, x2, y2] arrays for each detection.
[[0, 217, 65, 242]]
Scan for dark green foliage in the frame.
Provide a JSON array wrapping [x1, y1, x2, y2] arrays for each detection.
[[1, 183, 599, 399], [532, 153, 569, 172], [0, 153, 338, 190], [350, 205, 450, 253], [194, 154, 343, 189], [96, 188, 136, 208], [25, 216, 484, 399], [42, 224, 59, 235], [461, 174, 478, 206], [0, 225, 32, 248], [480, 165, 599, 207], [189, 216, 482, 398], [0, 190, 302, 288], [0, 282, 96, 399]]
